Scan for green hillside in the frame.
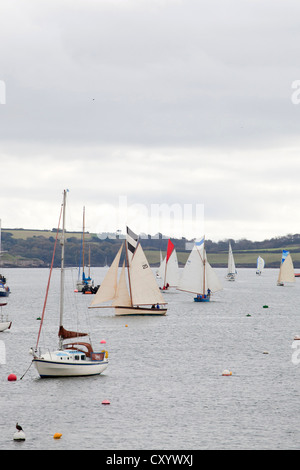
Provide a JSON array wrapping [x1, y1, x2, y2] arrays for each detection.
[[1, 229, 300, 268]]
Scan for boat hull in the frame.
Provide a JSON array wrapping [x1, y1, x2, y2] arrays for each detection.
[[115, 306, 167, 316], [33, 358, 108, 378], [0, 290, 9, 297], [0, 321, 11, 332], [194, 296, 210, 302]]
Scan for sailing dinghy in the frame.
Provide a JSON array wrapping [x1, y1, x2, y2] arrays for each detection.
[[157, 239, 179, 290], [90, 227, 167, 315], [177, 237, 222, 302], [256, 256, 265, 275], [31, 190, 108, 378], [0, 220, 10, 298], [226, 242, 237, 281], [75, 207, 95, 293], [277, 250, 295, 286]]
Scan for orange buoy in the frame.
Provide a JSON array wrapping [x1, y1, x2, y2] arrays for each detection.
[[53, 433, 62, 439], [222, 370, 232, 376], [8, 374, 17, 381]]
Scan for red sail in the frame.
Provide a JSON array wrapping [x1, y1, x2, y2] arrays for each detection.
[[166, 239, 174, 263], [58, 326, 88, 340]]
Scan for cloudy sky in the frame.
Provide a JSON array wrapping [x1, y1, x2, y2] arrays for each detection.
[[1, 0, 300, 241]]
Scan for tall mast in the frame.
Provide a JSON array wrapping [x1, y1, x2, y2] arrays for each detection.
[[202, 237, 206, 295], [82, 206, 85, 278], [125, 242, 133, 307], [59, 190, 67, 349]]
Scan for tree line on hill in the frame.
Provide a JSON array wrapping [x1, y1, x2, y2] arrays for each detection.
[[1, 231, 300, 268]]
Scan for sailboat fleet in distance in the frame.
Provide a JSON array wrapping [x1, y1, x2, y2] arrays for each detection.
[[2, 188, 300, 382]]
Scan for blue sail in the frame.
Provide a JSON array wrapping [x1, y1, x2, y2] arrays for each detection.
[[282, 250, 289, 264]]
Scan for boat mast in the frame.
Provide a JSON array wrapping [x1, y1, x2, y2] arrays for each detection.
[[82, 206, 85, 280], [125, 242, 133, 307], [59, 190, 67, 349], [202, 237, 206, 295]]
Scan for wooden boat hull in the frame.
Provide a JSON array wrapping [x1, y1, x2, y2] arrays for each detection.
[[33, 358, 108, 378], [114, 306, 167, 316]]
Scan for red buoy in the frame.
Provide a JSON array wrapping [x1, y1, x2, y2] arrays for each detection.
[[102, 399, 110, 405], [8, 374, 17, 381]]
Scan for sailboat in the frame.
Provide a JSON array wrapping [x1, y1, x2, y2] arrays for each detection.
[[90, 226, 167, 315], [157, 239, 179, 290], [226, 241, 237, 281], [277, 250, 295, 286], [256, 256, 265, 275], [31, 190, 108, 378], [0, 220, 10, 298], [177, 237, 222, 302], [0, 302, 12, 332], [75, 207, 95, 293]]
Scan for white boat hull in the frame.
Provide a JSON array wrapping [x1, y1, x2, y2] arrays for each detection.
[[115, 306, 167, 316], [33, 357, 108, 378], [0, 321, 11, 332]]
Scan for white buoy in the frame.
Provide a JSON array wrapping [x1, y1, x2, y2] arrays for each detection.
[[13, 430, 26, 441]]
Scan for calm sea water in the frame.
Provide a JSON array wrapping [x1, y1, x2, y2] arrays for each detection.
[[0, 266, 299, 450]]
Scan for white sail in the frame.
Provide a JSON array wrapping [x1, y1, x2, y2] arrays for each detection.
[[256, 256, 265, 273], [112, 260, 131, 307], [130, 244, 165, 305], [157, 240, 179, 289], [177, 245, 204, 294], [278, 252, 295, 284], [227, 242, 236, 275], [157, 257, 166, 284], [156, 251, 163, 278], [157, 249, 179, 288], [90, 245, 122, 306], [177, 243, 222, 295], [165, 248, 179, 287], [89, 240, 167, 314], [204, 255, 223, 293]]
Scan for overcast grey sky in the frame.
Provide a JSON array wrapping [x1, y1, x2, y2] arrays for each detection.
[[1, 0, 300, 241]]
